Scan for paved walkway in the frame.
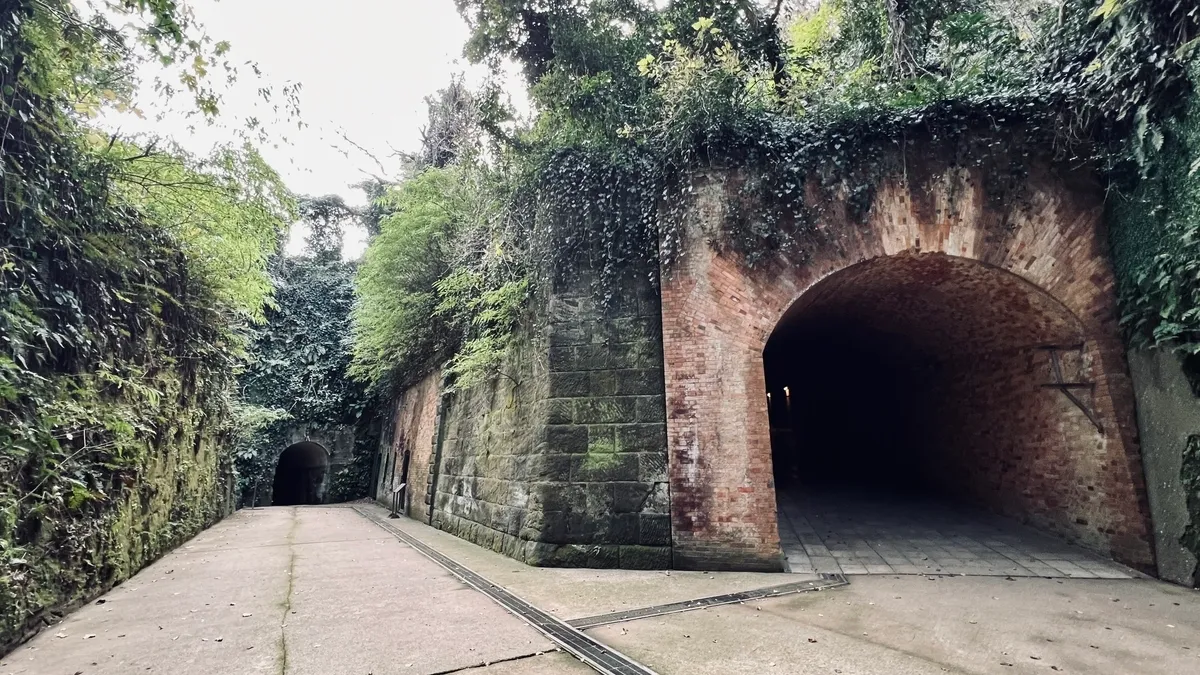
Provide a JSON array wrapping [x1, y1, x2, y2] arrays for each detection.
[[0, 506, 590, 675], [4, 504, 1198, 674], [778, 489, 1137, 578]]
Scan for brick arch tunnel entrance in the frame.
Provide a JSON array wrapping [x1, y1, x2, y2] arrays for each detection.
[[272, 442, 329, 506], [764, 253, 1134, 576]]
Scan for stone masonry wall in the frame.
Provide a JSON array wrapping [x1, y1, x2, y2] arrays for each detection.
[[540, 272, 672, 568], [381, 267, 672, 569], [660, 156, 1155, 572], [431, 332, 548, 561]]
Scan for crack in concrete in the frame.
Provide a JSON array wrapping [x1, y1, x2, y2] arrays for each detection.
[[426, 649, 561, 674], [277, 507, 299, 675]]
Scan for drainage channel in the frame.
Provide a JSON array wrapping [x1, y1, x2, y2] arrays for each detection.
[[353, 506, 659, 675], [568, 575, 847, 630]]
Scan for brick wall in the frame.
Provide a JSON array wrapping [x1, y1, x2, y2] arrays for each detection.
[[660, 157, 1155, 572], [376, 371, 440, 521]]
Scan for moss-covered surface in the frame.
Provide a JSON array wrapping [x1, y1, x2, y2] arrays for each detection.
[[0, 365, 236, 652], [1180, 435, 1200, 583]]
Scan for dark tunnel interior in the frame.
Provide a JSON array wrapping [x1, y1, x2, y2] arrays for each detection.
[[272, 442, 329, 506]]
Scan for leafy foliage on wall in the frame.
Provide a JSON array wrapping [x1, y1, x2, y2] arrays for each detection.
[[0, 0, 291, 649], [353, 0, 1199, 394], [236, 205, 380, 504]]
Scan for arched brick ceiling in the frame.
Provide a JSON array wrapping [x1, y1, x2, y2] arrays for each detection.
[[280, 441, 330, 470], [768, 253, 1085, 356]]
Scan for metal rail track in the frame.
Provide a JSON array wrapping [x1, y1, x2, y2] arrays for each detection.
[[567, 575, 847, 629], [353, 506, 659, 675]]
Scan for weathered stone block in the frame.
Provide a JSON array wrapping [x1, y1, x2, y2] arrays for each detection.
[[613, 369, 665, 396], [549, 372, 589, 398], [607, 514, 642, 545], [588, 370, 620, 396], [638, 452, 668, 482], [548, 295, 586, 323], [635, 395, 666, 423], [572, 344, 619, 371], [613, 482, 654, 513], [550, 324, 591, 346], [548, 345, 576, 370], [527, 455, 573, 480], [533, 483, 586, 513], [575, 398, 637, 424], [588, 545, 621, 568], [522, 541, 558, 566], [571, 453, 640, 482], [546, 398, 574, 425], [543, 425, 588, 454], [586, 482, 615, 513], [616, 424, 667, 453], [587, 425, 617, 454], [538, 511, 592, 544], [626, 342, 664, 369], [546, 545, 591, 567], [619, 545, 671, 570], [639, 514, 672, 546], [503, 534, 525, 559]]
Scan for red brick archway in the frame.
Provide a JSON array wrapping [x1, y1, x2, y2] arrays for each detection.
[[660, 164, 1155, 573], [765, 253, 1093, 533]]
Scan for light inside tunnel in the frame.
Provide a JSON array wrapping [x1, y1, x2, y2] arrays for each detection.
[[272, 441, 330, 506], [763, 253, 1093, 525]]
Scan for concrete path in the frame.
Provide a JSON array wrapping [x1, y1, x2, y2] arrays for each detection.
[[4, 504, 1199, 675], [0, 506, 589, 675], [591, 574, 1200, 674]]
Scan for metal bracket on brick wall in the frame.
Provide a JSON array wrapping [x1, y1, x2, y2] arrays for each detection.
[[1038, 344, 1103, 435]]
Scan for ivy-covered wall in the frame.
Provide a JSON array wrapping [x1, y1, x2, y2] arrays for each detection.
[[0, 214, 242, 650], [1, 0, 296, 650], [235, 251, 380, 507], [1110, 59, 1200, 587]]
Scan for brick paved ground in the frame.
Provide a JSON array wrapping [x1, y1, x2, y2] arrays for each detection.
[[778, 489, 1137, 578]]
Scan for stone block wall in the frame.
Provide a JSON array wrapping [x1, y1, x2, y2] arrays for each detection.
[[537, 274, 672, 568], [431, 333, 548, 560], [382, 268, 672, 569]]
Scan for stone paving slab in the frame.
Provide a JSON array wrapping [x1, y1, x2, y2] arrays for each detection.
[[778, 490, 1140, 579]]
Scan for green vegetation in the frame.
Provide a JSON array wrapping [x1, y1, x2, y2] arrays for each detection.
[[351, 0, 1199, 393], [351, 85, 529, 392], [1111, 59, 1200, 361], [0, 0, 292, 648], [236, 197, 379, 504]]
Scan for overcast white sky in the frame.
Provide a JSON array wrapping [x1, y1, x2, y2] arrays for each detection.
[[101, 1, 515, 253], [146, 0, 474, 201]]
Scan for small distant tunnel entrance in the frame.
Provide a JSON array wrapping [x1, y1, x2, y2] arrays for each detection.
[[765, 254, 1134, 578], [272, 442, 329, 506]]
